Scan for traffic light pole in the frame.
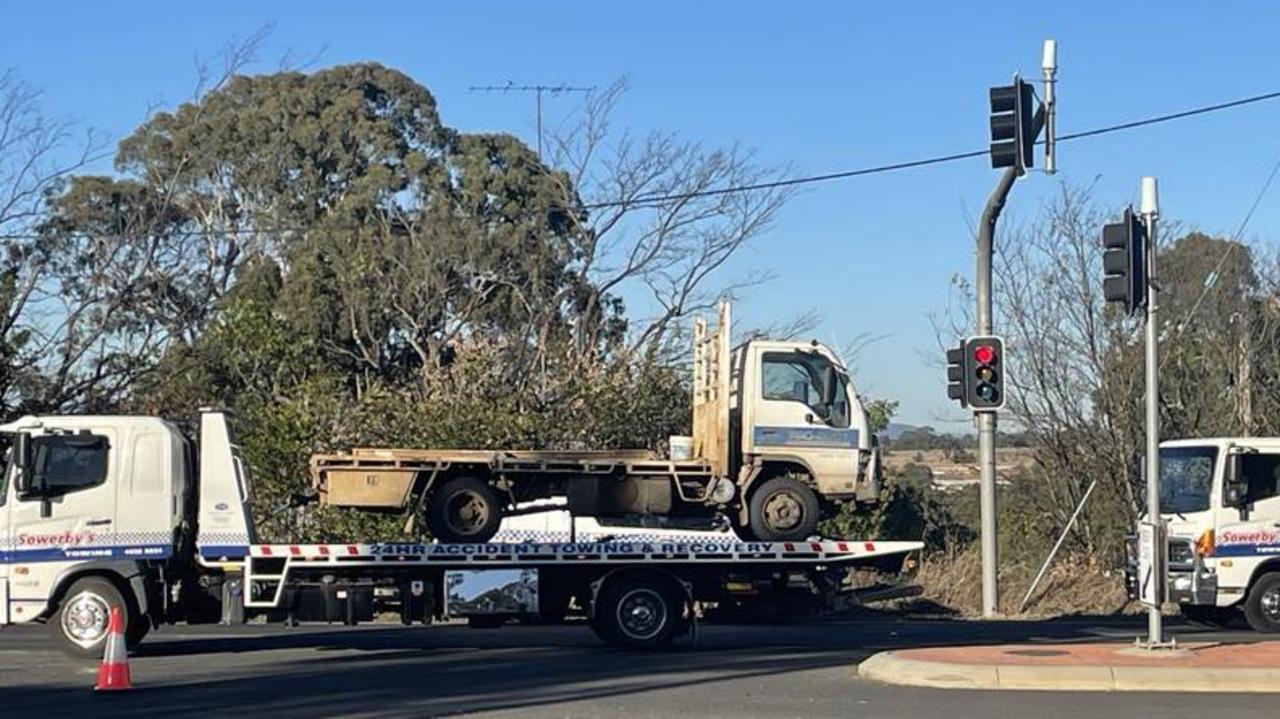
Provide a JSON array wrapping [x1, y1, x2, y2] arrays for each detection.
[[976, 165, 1018, 617], [1141, 177, 1164, 647]]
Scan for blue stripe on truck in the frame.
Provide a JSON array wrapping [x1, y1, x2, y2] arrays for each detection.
[[0, 544, 172, 563], [753, 426, 859, 449], [199, 545, 250, 559]]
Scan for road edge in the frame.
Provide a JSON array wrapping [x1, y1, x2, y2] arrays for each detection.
[[856, 650, 1280, 692]]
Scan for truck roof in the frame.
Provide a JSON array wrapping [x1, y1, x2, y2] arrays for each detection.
[[1161, 437, 1280, 450], [0, 415, 181, 434]]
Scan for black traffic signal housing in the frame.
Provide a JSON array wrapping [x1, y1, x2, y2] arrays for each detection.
[[989, 77, 1036, 171], [946, 340, 967, 407], [1101, 207, 1148, 317], [966, 335, 1005, 411]]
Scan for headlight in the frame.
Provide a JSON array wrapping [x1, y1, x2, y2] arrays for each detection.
[[1167, 539, 1194, 567]]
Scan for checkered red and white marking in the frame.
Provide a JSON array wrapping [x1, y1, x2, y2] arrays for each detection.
[[248, 539, 916, 563]]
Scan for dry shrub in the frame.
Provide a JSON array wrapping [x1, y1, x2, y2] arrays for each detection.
[[905, 544, 1135, 618]]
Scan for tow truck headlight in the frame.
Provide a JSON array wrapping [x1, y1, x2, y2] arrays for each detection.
[[708, 477, 736, 505], [1167, 539, 1194, 567]]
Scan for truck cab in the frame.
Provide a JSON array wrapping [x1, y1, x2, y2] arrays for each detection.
[[0, 410, 254, 654], [1139, 438, 1280, 632], [734, 338, 875, 498]]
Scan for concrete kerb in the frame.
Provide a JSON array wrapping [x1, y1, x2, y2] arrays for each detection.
[[856, 650, 1280, 692]]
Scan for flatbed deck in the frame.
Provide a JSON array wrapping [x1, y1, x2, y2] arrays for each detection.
[[310, 447, 716, 508], [242, 538, 923, 609]]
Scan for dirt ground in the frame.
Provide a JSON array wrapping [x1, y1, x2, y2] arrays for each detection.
[[882, 447, 1036, 488]]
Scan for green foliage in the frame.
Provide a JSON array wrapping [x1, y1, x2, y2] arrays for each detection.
[[864, 398, 898, 435]]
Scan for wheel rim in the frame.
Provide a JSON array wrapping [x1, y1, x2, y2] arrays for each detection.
[[1262, 585, 1280, 622], [762, 491, 805, 532], [62, 591, 112, 649], [446, 489, 491, 537], [616, 588, 667, 641]]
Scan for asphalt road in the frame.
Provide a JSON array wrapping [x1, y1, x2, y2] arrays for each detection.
[[0, 614, 1275, 718]]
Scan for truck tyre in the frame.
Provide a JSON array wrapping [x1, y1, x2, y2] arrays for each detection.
[[592, 573, 684, 650], [426, 476, 503, 543], [747, 476, 820, 542], [1180, 604, 1239, 628], [1243, 571, 1280, 633], [48, 577, 143, 658]]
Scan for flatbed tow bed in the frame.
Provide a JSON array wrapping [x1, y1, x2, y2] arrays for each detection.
[[245, 538, 922, 648], [1, 409, 921, 655]]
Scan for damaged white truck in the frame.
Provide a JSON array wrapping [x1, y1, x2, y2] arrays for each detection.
[[310, 303, 885, 543]]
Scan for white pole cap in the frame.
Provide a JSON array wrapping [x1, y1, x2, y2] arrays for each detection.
[[1042, 39, 1058, 72], [1141, 176, 1159, 216]]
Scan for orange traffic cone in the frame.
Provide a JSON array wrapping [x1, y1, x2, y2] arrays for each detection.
[[93, 607, 132, 692]]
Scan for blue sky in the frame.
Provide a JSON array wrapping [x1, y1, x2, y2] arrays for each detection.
[[4, 2, 1279, 427]]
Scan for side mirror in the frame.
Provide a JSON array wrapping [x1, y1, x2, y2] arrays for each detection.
[[821, 365, 838, 407], [12, 433, 33, 495], [1223, 452, 1247, 508]]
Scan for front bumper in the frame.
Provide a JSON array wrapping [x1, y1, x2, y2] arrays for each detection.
[[1124, 536, 1218, 605]]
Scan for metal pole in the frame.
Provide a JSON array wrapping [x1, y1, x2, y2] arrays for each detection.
[[1041, 40, 1057, 174], [1019, 478, 1097, 612], [977, 165, 1019, 617], [536, 88, 543, 160], [1141, 176, 1162, 644]]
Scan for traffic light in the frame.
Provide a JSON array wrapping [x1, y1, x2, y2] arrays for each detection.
[[989, 77, 1036, 170], [1101, 206, 1148, 316], [966, 336, 1005, 411], [946, 340, 967, 407]]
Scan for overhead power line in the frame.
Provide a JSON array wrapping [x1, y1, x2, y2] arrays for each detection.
[[3, 88, 1280, 240], [1160, 144, 1280, 362], [586, 88, 1280, 209]]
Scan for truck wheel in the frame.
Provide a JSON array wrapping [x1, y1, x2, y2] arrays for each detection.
[[747, 476, 820, 542], [592, 574, 684, 650], [48, 577, 141, 658], [1180, 604, 1239, 628], [426, 476, 502, 543], [1243, 572, 1280, 633]]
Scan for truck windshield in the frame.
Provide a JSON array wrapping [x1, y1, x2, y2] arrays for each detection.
[[1159, 446, 1218, 514]]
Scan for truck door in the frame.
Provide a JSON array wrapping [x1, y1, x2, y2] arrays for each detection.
[[1, 433, 12, 623], [1216, 451, 1280, 559], [753, 350, 859, 491], [6, 431, 117, 619]]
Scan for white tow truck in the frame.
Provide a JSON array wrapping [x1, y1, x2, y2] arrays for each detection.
[[0, 409, 921, 656], [1127, 438, 1280, 632]]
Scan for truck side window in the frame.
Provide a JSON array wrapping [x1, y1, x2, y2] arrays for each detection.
[[26, 435, 110, 497], [760, 352, 850, 428], [762, 355, 817, 404], [1241, 453, 1280, 504]]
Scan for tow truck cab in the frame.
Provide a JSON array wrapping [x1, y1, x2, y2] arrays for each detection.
[[0, 410, 254, 651], [1131, 438, 1280, 632]]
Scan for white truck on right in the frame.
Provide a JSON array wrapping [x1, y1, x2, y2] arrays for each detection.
[[1129, 438, 1280, 632]]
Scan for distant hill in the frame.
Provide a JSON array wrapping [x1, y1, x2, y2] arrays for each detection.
[[883, 423, 966, 440], [881, 422, 1030, 449]]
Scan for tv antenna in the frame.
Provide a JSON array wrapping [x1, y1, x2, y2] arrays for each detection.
[[469, 81, 595, 159]]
